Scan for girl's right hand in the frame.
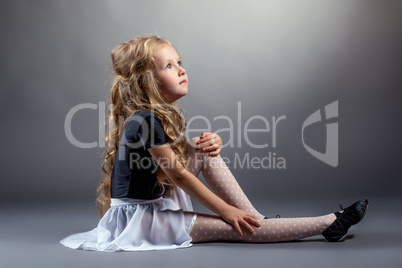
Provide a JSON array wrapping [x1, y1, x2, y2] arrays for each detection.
[[220, 205, 261, 236]]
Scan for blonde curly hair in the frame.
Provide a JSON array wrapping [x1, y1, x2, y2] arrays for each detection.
[[96, 35, 188, 217]]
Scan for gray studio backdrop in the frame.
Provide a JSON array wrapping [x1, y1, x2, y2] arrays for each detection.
[[1, 0, 401, 205]]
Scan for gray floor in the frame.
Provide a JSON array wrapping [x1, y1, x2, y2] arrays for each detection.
[[1, 196, 401, 268]]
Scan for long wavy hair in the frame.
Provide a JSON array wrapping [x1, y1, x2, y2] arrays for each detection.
[[96, 35, 188, 217]]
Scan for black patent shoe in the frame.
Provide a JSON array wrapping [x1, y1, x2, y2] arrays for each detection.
[[323, 199, 369, 242]]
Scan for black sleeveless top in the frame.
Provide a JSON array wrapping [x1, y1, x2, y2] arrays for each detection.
[[110, 111, 168, 199]]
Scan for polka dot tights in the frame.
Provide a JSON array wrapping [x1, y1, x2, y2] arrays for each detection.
[[184, 138, 336, 243], [190, 213, 336, 243], [186, 139, 266, 221]]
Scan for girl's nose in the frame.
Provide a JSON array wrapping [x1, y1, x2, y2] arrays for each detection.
[[178, 66, 186, 76]]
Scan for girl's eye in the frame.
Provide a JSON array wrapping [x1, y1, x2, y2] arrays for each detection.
[[165, 63, 172, 69], [178, 61, 182, 66]]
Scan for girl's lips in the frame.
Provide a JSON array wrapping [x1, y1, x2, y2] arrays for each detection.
[[179, 79, 187, 85]]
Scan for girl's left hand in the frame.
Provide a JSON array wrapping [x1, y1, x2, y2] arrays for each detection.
[[196, 132, 222, 156], [220, 205, 261, 236]]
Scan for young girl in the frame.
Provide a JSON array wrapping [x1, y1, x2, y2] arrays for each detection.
[[60, 35, 368, 252]]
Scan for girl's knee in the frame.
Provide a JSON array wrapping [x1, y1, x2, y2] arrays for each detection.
[[188, 137, 200, 147], [186, 137, 219, 162], [186, 137, 204, 155]]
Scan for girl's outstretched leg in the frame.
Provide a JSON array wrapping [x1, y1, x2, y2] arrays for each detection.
[[188, 212, 336, 243], [186, 137, 266, 220]]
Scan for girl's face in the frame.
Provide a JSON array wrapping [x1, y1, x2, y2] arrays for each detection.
[[153, 45, 188, 103]]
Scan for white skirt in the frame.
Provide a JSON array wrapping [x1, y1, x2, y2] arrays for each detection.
[[60, 187, 198, 252]]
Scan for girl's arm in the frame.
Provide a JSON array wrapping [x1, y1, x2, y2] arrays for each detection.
[[148, 143, 261, 236]]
